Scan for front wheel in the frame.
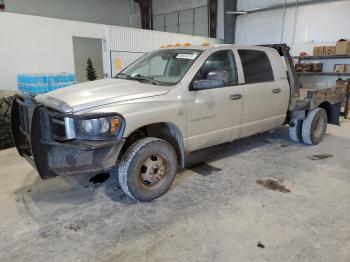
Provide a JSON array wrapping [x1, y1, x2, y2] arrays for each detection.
[[118, 137, 177, 201], [301, 108, 328, 145]]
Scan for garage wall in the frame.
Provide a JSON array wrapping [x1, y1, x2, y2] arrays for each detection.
[[152, 0, 208, 37], [0, 12, 105, 91], [107, 24, 221, 53], [105, 24, 222, 76], [3, 0, 132, 27], [235, 0, 350, 55]]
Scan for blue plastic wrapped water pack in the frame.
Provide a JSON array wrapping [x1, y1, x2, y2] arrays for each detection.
[[17, 73, 77, 96]]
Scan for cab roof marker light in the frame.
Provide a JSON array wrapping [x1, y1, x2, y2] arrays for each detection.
[[183, 42, 191, 46], [202, 42, 209, 46]]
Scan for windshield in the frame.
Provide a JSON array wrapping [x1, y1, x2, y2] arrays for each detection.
[[116, 49, 203, 85]]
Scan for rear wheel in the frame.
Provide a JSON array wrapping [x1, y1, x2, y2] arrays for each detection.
[[302, 108, 328, 145], [118, 137, 177, 201], [289, 118, 303, 143]]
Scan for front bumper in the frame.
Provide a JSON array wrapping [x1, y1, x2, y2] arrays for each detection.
[[11, 97, 125, 179]]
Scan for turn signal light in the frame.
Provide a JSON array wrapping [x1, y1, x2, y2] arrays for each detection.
[[110, 118, 121, 133]]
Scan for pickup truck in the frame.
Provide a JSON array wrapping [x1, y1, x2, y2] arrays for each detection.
[[11, 44, 346, 201]]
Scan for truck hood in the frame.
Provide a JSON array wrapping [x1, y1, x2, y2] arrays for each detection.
[[35, 78, 170, 113]]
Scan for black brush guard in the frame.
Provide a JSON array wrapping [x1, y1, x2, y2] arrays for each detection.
[[11, 97, 124, 179]]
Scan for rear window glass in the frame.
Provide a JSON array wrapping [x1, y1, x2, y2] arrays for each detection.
[[238, 50, 274, 84]]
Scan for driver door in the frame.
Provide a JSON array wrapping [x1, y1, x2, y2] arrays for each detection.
[[183, 50, 243, 152]]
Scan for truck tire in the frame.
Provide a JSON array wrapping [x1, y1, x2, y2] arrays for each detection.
[[0, 94, 15, 150], [118, 137, 177, 201], [289, 118, 303, 143], [301, 108, 328, 145]]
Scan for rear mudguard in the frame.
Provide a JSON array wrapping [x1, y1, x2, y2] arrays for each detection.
[[327, 102, 342, 126]]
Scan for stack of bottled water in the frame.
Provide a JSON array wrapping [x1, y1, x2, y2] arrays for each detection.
[[17, 73, 77, 96]]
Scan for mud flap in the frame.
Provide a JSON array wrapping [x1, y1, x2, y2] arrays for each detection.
[[328, 102, 341, 125]]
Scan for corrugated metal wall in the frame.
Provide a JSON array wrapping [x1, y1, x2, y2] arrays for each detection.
[[106, 25, 220, 53], [105, 25, 222, 77]]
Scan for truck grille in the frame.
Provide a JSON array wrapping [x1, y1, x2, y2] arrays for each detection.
[[51, 117, 67, 141]]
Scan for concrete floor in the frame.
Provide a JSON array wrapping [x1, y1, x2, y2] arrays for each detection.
[[0, 121, 350, 262]]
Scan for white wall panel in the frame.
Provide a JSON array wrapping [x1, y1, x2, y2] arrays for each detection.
[[235, 1, 350, 55], [106, 25, 222, 76], [0, 12, 105, 91], [106, 25, 221, 53], [235, 9, 286, 45]]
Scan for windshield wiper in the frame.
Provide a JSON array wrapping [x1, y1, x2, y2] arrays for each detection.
[[122, 75, 160, 85], [115, 73, 127, 78]]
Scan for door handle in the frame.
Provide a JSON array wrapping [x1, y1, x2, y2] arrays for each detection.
[[272, 88, 282, 94], [229, 94, 242, 100]]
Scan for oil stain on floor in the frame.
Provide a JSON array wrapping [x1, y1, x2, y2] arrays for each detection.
[[256, 178, 291, 193], [307, 154, 333, 160]]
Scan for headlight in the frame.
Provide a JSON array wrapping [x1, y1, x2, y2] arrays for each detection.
[[76, 115, 124, 141]]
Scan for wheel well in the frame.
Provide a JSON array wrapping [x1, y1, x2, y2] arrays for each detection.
[[318, 102, 331, 116], [120, 123, 185, 168]]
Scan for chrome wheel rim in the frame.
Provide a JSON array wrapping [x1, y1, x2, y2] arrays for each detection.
[[139, 154, 168, 189]]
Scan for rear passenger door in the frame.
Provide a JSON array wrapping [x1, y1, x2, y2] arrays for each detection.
[[238, 49, 285, 137]]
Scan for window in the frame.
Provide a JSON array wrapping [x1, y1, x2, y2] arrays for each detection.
[[238, 50, 274, 84], [193, 50, 238, 87], [152, 5, 208, 37], [117, 49, 202, 85]]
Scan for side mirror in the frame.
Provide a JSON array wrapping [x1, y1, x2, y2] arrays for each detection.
[[192, 79, 225, 90], [192, 70, 228, 90]]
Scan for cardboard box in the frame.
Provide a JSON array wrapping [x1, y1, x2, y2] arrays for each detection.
[[324, 46, 336, 56], [313, 46, 324, 56], [333, 64, 347, 73], [335, 39, 350, 55], [302, 63, 312, 72], [295, 63, 303, 72], [311, 63, 323, 72]]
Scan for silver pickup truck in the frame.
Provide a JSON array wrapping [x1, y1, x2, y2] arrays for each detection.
[[11, 44, 346, 201]]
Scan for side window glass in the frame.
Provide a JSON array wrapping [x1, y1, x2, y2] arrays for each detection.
[[194, 50, 238, 87], [238, 49, 274, 84]]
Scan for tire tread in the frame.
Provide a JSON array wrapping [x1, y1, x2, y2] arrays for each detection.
[[118, 137, 164, 200], [301, 108, 327, 145]]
